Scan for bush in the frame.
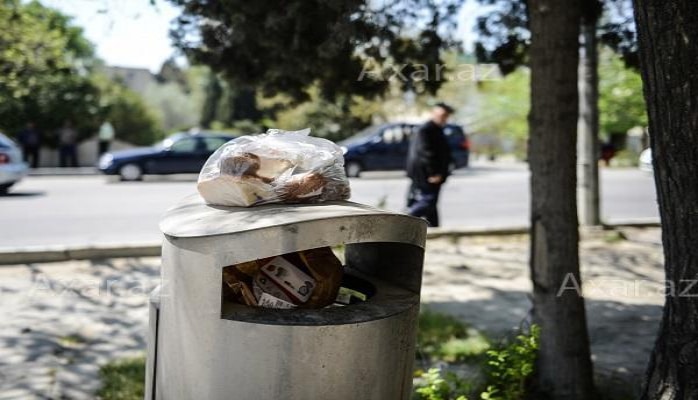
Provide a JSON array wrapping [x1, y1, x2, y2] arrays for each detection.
[[414, 368, 471, 400], [413, 322, 540, 400], [480, 325, 540, 400]]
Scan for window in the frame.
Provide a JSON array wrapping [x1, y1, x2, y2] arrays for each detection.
[[201, 137, 229, 152], [383, 126, 404, 144], [170, 138, 197, 153], [403, 125, 416, 139]]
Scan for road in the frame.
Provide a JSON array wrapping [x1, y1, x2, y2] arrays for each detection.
[[0, 162, 658, 249]]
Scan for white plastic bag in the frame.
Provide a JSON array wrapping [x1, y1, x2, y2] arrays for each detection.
[[197, 128, 351, 207]]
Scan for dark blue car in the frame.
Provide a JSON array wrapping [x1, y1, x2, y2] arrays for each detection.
[[98, 132, 235, 181], [338, 123, 470, 177]]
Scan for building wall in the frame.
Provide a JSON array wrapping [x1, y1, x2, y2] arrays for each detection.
[[102, 66, 155, 96]]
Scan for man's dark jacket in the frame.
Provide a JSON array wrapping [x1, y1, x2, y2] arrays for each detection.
[[406, 120, 452, 186]]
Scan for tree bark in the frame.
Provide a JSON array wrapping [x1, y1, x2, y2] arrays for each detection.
[[633, 1, 698, 399], [577, 12, 601, 226], [528, 0, 595, 399]]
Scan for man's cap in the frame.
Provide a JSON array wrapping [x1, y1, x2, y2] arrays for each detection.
[[434, 102, 455, 114]]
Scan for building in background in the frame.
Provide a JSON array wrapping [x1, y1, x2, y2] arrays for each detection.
[[102, 66, 155, 96]]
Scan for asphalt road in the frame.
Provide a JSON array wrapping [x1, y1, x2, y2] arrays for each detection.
[[0, 162, 659, 249]]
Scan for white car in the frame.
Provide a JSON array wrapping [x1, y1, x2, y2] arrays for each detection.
[[0, 133, 28, 193], [639, 148, 653, 173]]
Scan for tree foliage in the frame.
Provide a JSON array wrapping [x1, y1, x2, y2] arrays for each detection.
[[258, 87, 376, 141], [474, 68, 530, 145], [0, 0, 163, 145], [598, 49, 647, 135], [93, 74, 163, 146], [469, 49, 645, 147], [474, 0, 639, 74], [0, 0, 98, 136], [168, 0, 460, 103]]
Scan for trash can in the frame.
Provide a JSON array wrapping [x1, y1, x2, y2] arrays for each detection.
[[145, 194, 427, 400]]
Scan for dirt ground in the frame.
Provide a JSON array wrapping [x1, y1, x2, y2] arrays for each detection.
[[422, 227, 664, 398], [0, 227, 664, 399]]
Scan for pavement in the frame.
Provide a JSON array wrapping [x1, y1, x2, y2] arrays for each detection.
[[27, 167, 97, 177], [0, 227, 664, 399]]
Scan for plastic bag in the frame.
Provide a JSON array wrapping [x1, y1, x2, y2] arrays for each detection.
[[197, 128, 351, 207]]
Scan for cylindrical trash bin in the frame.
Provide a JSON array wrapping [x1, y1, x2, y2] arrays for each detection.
[[145, 194, 427, 400]]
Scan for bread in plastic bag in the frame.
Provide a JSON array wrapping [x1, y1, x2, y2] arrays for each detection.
[[197, 128, 351, 207]]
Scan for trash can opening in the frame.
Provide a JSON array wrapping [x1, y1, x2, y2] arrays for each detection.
[[221, 246, 348, 309], [219, 247, 419, 326]]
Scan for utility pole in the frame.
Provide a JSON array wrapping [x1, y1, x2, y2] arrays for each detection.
[[577, 13, 601, 226]]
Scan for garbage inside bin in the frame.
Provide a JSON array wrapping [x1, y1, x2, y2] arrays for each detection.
[[222, 246, 348, 309], [198, 128, 351, 207]]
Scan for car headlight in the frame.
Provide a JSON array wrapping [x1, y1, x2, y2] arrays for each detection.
[[98, 153, 113, 169]]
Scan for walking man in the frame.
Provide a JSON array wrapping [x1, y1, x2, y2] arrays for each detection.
[[406, 102, 454, 227], [58, 120, 79, 168], [98, 120, 115, 155], [17, 121, 41, 168]]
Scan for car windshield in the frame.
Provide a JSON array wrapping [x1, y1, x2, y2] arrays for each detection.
[[154, 133, 189, 149], [338, 124, 387, 145], [0, 133, 16, 149]]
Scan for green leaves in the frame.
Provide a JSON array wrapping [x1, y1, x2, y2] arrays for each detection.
[[599, 49, 647, 135], [480, 325, 540, 400], [0, 0, 97, 135], [168, 0, 460, 102], [0, 1, 162, 145], [415, 368, 471, 400]]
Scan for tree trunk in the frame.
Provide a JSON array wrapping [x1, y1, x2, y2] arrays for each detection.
[[577, 14, 601, 226], [200, 71, 222, 129], [528, 0, 595, 399], [633, 1, 698, 399]]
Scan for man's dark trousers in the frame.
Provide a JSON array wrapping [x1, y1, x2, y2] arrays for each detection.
[[407, 182, 442, 227]]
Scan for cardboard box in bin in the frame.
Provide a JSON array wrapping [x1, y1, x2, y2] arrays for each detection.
[[223, 247, 352, 309]]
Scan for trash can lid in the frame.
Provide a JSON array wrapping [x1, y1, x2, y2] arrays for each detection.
[[160, 194, 427, 247]]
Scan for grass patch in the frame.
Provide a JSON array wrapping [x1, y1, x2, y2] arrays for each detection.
[[603, 230, 627, 244], [417, 309, 490, 363], [97, 356, 145, 400]]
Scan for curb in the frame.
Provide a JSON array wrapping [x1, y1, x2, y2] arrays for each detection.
[[427, 226, 529, 238], [0, 220, 660, 266], [426, 219, 661, 239], [0, 244, 161, 265]]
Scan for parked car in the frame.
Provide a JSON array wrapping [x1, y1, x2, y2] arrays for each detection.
[[98, 132, 236, 181], [639, 148, 652, 172], [0, 132, 28, 194], [338, 123, 470, 177]]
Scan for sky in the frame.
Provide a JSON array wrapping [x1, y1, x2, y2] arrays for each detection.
[[43, 0, 480, 73], [43, 0, 183, 72]]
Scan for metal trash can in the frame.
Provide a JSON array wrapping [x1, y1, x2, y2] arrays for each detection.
[[145, 194, 427, 400]]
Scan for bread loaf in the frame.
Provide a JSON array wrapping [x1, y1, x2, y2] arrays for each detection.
[[197, 175, 274, 207]]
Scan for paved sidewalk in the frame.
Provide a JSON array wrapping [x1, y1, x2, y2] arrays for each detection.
[[27, 167, 98, 176], [0, 228, 664, 399]]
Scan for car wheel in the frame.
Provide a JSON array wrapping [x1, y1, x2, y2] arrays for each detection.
[[119, 163, 143, 181], [345, 161, 362, 178]]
